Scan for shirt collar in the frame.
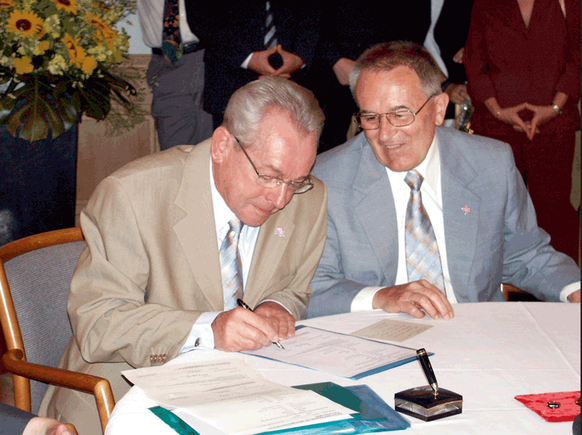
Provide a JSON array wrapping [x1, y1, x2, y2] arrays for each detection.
[[210, 159, 236, 235], [385, 134, 440, 188]]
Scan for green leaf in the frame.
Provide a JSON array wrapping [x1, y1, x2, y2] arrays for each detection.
[[0, 77, 80, 141]]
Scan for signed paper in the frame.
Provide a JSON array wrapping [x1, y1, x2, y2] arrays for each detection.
[[351, 319, 433, 342], [122, 358, 355, 435], [243, 326, 418, 379]]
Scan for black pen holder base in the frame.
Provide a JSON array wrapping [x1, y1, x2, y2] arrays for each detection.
[[395, 386, 463, 421]]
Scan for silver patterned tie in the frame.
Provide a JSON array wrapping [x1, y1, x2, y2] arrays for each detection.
[[220, 217, 244, 310], [404, 170, 445, 293], [264, 1, 278, 49]]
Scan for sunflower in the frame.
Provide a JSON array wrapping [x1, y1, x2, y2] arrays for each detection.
[[7, 10, 45, 38], [63, 33, 86, 67], [34, 40, 51, 55], [51, 0, 78, 14], [14, 56, 33, 74], [85, 12, 116, 41], [81, 56, 97, 74]]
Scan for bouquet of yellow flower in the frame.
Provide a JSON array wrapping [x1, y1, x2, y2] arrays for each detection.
[[0, 0, 137, 141]]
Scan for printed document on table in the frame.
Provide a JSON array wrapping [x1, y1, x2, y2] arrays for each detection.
[[242, 326, 418, 379], [122, 358, 355, 435], [351, 319, 433, 342]]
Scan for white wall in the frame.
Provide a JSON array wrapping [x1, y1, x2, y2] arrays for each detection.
[[120, 13, 150, 55]]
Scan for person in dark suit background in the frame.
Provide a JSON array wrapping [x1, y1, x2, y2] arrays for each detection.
[[303, 1, 431, 153], [0, 403, 73, 435], [185, 2, 322, 128], [429, 0, 475, 122]]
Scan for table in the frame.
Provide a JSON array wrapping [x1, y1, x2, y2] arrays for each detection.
[[105, 303, 581, 435]]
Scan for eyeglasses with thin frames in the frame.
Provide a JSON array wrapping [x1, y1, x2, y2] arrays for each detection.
[[233, 136, 314, 194], [356, 94, 437, 130]]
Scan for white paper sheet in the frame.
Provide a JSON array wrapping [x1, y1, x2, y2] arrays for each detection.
[[122, 358, 355, 435], [243, 326, 418, 378]]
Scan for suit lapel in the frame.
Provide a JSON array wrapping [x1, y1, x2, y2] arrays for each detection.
[[245, 208, 295, 307], [173, 140, 224, 311], [437, 129, 481, 296], [353, 140, 399, 286]]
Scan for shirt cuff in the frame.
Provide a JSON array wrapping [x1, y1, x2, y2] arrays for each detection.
[[241, 53, 253, 69], [350, 287, 384, 312], [180, 311, 220, 352], [560, 282, 581, 302]]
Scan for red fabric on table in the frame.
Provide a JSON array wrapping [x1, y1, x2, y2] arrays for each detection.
[[515, 391, 581, 422]]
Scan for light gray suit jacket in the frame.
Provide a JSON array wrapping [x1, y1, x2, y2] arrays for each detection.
[[40, 140, 328, 434], [308, 128, 579, 317]]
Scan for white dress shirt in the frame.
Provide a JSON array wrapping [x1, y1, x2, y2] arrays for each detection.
[[137, 0, 199, 48], [351, 137, 579, 311], [423, 0, 447, 77], [180, 161, 260, 351]]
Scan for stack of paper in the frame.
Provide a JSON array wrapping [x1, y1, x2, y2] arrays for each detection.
[[122, 359, 356, 435]]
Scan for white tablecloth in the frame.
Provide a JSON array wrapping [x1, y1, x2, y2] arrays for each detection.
[[105, 302, 581, 435]]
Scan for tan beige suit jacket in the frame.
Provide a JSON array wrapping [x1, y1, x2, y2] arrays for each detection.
[[39, 140, 328, 434]]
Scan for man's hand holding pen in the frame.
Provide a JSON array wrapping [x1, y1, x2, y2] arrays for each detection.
[[212, 301, 291, 352]]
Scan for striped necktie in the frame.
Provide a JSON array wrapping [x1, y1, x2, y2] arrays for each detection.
[[220, 217, 244, 310], [162, 0, 182, 64], [404, 170, 445, 293], [264, 1, 278, 49]]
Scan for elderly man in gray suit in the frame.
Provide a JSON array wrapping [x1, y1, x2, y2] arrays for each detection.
[[308, 41, 580, 320]]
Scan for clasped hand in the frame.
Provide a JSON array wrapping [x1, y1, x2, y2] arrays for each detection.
[[212, 301, 294, 352], [493, 103, 558, 141], [248, 44, 304, 79], [372, 280, 454, 321]]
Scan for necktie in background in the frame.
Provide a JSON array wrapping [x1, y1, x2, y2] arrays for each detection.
[[404, 170, 445, 293], [264, 1, 278, 49], [265, 1, 283, 68], [162, 0, 182, 65], [220, 218, 244, 310]]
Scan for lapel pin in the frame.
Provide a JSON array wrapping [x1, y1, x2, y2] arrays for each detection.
[[462, 205, 471, 215], [275, 227, 286, 237]]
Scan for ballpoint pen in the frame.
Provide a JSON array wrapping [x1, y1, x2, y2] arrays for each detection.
[[417, 348, 438, 396], [237, 298, 285, 349]]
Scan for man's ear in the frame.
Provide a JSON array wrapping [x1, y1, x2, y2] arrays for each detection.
[[433, 92, 450, 126], [210, 126, 231, 163]]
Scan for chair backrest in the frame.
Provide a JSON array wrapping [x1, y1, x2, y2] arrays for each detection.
[[0, 228, 85, 413]]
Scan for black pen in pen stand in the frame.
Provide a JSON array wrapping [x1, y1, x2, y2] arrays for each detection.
[[417, 348, 439, 397], [394, 348, 463, 421]]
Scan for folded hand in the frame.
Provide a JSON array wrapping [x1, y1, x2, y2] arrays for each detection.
[[372, 280, 454, 320]]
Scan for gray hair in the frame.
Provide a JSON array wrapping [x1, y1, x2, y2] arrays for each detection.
[[349, 41, 443, 99], [223, 77, 324, 145]]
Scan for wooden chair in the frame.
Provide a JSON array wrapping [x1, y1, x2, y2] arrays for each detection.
[[0, 228, 115, 434]]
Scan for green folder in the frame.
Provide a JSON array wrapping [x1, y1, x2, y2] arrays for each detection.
[[150, 382, 409, 435], [257, 382, 410, 434], [149, 406, 200, 435]]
